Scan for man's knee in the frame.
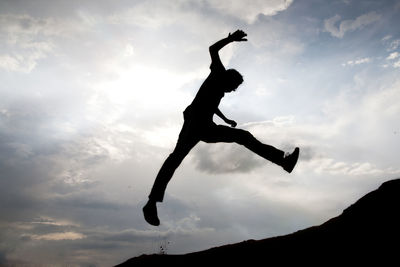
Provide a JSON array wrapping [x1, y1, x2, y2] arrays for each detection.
[[166, 150, 186, 167], [236, 130, 254, 145]]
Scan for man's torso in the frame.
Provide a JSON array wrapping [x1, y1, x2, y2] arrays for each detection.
[[185, 58, 226, 124]]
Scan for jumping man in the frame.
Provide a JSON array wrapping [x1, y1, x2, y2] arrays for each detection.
[[143, 30, 299, 226]]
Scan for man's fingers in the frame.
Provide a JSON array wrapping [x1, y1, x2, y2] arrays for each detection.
[[229, 30, 247, 42]]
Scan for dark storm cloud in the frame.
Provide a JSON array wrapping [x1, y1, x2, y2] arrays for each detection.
[[191, 143, 265, 174], [0, 0, 135, 17], [0, 92, 127, 223], [0, 251, 6, 265], [98, 228, 170, 243], [51, 193, 129, 211]]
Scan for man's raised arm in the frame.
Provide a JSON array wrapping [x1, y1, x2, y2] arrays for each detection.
[[209, 30, 247, 66]]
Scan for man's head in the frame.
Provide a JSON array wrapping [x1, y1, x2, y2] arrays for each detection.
[[224, 69, 243, 92]]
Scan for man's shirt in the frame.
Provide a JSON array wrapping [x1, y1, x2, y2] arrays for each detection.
[[185, 52, 226, 124]]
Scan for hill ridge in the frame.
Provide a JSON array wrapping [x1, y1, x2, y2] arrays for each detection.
[[117, 178, 400, 266]]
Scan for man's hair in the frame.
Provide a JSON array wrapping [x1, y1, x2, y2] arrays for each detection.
[[225, 69, 244, 87]]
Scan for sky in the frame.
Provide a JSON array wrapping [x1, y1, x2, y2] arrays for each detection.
[[1, 0, 400, 266]]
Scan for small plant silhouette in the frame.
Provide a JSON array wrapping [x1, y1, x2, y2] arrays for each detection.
[[158, 239, 170, 255]]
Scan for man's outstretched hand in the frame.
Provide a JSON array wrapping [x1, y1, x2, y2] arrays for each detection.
[[228, 30, 247, 42]]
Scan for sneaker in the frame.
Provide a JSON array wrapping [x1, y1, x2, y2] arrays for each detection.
[[143, 201, 160, 226], [283, 147, 300, 173]]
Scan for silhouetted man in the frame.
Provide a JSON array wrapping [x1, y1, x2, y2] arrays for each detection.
[[143, 30, 299, 226]]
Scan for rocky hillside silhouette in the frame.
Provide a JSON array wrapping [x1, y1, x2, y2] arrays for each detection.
[[117, 178, 400, 266]]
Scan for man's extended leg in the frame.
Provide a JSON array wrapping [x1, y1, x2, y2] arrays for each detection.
[[201, 124, 298, 172], [148, 138, 198, 202], [144, 135, 198, 226]]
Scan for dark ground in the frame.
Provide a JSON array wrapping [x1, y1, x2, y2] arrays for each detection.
[[117, 178, 400, 266]]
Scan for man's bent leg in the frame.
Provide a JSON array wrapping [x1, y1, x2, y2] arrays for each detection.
[[202, 125, 285, 167], [239, 131, 285, 166]]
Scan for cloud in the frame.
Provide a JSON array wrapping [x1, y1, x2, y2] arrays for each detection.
[[386, 52, 400, 68], [388, 39, 400, 51], [0, 12, 103, 72], [316, 74, 400, 173], [0, 14, 57, 72], [0, 55, 21, 72], [386, 51, 399, 61], [206, 0, 293, 23], [29, 216, 80, 227], [306, 157, 400, 176], [3, 210, 215, 265], [247, 16, 304, 57], [28, 231, 86, 241], [324, 12, 381, 38], [107, 1, 183, 28], [381, 35, 392, 42], [381, 35, 400, 51], [342, 57, 371, 66], [386, 52, 399, 60], [0, 45, 53, 73], [108, 0, 293, 28], [192, 143, 264, 174]]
